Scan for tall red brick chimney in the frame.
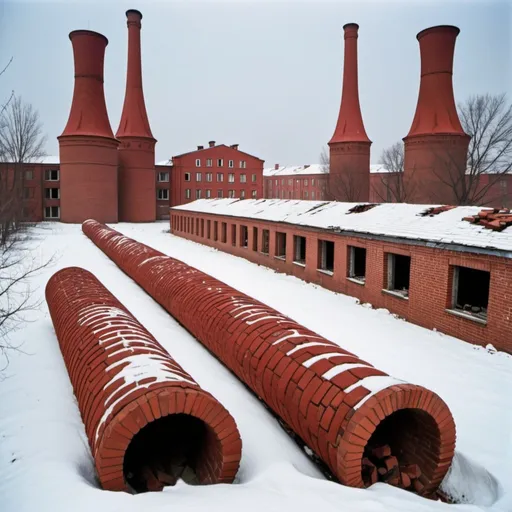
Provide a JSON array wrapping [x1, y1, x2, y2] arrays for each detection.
[[328, 23, 371, 202], [403, 26, 470, 204], [58, 30, 119, 223], [116, 9, 156, 222]]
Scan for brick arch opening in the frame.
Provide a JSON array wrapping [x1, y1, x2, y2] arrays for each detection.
[[122, 413, 221, 492]]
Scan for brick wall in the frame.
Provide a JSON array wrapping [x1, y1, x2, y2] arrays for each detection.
[[170, 210, 512, 354], [46, 266, 241, 492]]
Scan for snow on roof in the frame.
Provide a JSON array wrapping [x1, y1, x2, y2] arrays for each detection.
[[156, 159, 173, 166], [263, 164, 327, 177], [172, 198, 512, 255], [264, 164, 390, 177]]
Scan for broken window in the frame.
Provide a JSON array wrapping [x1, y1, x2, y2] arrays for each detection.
[[451, 266, 490, 321], [221, 222, 227, 243], [240, 225, 248, 248], [318, 240, 334, 274], [386, 253, 410, 298], [275, 232, 286, 259], [252, 227, 258, 251], [195, 218, 199, 235], [261, 229, 269, 255], [201, 219, 204, 237], [214, 221, 218, 241], [348, 246, 366, 283], [207, 220, 211, 239], [293, 235, 306, 265]]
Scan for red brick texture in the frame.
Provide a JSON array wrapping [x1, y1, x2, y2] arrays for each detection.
[[82, 220, 456, 496], [46, 266, 241, 492], [170, 210, 512, 354]]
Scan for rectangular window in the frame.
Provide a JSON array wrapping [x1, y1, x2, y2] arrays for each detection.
[[206, 172, 213, 182], [157, 172, 169, 182], [25, 169, 34, 180], [217, 159, 223, 167], [348, 246, 366, 284], [214, 221, 218, 241], [312, 191, 315, 200], [206, 159, 213, 167], [24, 187, 34, 199], [221, 222, 227, 243], [217, 173, 224, 182], [252, 174, 257, 183], [45, 188, 60, 199], [386, 253, 411, 298], [450, 266, 490, 322], [293, 235, 306, 265], [275, 232, 286, 259], [196, 172, 202, 182], [228, 173, 235, 183], [206, 189, 211, 198], [312, 179, 315, 186], [44, 206, 60, 219], [195, 159, 201, 167], [45, 169, 59, 181], [240, 174, 246, 183], [239, 225, 248, 248], [228, 190, 235, 198], [240, 190, 245, 199], [252, 227, 258, 251], [196, 218, 199, 235], [185, 188, 191, 199], [304, 179, 308, 186], [261, 229, 269, 255], [201, 219, 205, 237], [217, 190, 223, 198], [157, 189, 169, 200], [251, 190, 257, 199], [195, 189, 202, 199], [228, 160, 234, 168], [318, 240, 334, 274], [288, 179, 292, 186], [207, 220, 211, 239], [231, 224, 237, 246], [304, 191, 308, 199], [240, 160, 246, 169]]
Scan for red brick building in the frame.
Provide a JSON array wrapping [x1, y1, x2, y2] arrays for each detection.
[[263, 165, 328, 200], [170, 141, 264, 207], [170, 199, 512, 354]]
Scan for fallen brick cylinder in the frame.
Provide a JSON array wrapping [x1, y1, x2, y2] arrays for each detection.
[[46, 266, 241, 492], [82, 220, 456, 496]]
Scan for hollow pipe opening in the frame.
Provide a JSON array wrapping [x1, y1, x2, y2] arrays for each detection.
[[123, 413, 221, 493], [361, 408, 440, 491]]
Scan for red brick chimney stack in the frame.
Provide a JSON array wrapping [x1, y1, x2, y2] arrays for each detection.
[[328, 23, 371, 202], [116, 9, 157, 222], [58, 30, 119, 223], [403, 25, 470, 204]]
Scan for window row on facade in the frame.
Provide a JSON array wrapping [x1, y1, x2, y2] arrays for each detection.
[[172, 215, 491, 326], [24, 169, 60, 181], [269, 177, 320, 187], [267, 190, 321, 200], [184, 189, 258, 200], [195, 158, 247, 169], [185, 172, 257, 184]]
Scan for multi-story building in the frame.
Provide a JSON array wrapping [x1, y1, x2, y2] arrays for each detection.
[[263, 165, 328, 200], [170, 141, 264, 207]]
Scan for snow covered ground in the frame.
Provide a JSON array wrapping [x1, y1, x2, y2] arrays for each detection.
[[0, 221, 510, 512]]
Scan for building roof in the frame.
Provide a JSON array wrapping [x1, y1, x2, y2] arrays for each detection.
[[172, 144, 264, 162], [264, 164, 390, 177], [172, 198, 512, 255]]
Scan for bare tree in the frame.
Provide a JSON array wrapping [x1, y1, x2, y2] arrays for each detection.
[[0, 95, 47, 243], [320, 146, 329, 174], [372, 142, 416, 203], [0, 87, 49, 370], [432, 93, 512, 206]]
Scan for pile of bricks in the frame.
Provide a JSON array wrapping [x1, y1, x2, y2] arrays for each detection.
[[420, 205, 455, 216], [463, 208, 512, 231], [46, 267, 241, 492], [362, 444, 423, 492], [83, 219, 457, 497]]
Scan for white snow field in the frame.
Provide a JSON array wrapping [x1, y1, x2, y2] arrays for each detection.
[[0, 222, 510, 512]]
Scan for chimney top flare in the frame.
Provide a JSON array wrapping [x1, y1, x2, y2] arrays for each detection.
[[329, 23, 370, 145], [126, 9, 143, 20], [209, 141, 216, 147]]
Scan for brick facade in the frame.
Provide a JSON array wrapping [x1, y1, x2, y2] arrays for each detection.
[[170, 209, 512, 354]]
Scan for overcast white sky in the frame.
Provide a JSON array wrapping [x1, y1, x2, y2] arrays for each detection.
[[0, 0, 510, 166]]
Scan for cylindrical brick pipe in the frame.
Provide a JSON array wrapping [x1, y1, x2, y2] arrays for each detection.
[[82, 220, 456, 496], [46, 267, 241, 493]]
